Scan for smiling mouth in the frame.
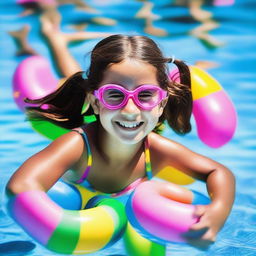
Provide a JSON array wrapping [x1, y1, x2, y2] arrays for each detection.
[[115, 121, 144, 130]]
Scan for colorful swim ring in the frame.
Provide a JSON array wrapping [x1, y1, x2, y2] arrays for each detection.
[[6, 181, 127, 255], [126, 180, 210, 244], [12, 55, 96, 140], [170, 66, 237, 148], [13, 56, 59, 111], [123, 222, 166, 256], [6, 178, 210, 254], [12, 56, 70, 140], [48, 181, 167, 255]]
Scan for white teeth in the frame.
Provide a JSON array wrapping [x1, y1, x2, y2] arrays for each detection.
[[117, 121, 142, 128]]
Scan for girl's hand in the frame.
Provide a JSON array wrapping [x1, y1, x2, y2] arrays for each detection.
[[183, 203, 227, 250]]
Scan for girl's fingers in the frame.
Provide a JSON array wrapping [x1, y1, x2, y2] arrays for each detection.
[[194, 204, 207, 217], [190, 219, 208, 231]]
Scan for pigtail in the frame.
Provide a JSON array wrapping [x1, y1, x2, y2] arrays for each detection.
[[25, 71, 92, 129], [162, 58, 193, 135]]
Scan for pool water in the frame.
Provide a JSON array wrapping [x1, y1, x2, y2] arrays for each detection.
[[1, 0, 256, 255]]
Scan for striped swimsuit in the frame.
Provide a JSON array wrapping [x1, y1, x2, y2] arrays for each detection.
[[73, 128, 153, 197]]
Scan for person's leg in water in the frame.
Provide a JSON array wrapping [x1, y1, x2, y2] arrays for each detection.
[[144, 17, 168, 37], [17, 0, 97, 17], [57, 0, 98, 13], [40, 13, 112, 77], [189, 19, 225, 48], [188, 0, 225, 48], [188, 0, 213, 21], [8, 25, 38, 56], [17, 0, 58, 17], [135, 0, 168, 37], [174, 0, 224, 48]]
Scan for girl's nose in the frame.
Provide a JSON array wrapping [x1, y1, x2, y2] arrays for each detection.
[[120, 98, 140, 117]]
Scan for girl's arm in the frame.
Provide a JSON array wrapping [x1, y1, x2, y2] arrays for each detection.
[[7, 131, 85, 194], [150, 133, 235, 247]]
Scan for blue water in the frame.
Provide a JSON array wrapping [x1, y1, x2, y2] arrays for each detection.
[[1, 0, 256, 255]]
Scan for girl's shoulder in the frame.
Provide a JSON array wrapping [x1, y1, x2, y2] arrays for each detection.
[[148, 132, 190, 157], [148, 132, 177, 148], [45, 129, 86, 165]]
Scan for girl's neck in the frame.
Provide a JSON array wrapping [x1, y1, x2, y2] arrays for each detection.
[[96, 123, 144, 164]]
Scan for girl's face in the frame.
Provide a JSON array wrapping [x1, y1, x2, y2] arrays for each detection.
[[90, 59, 167, 144]]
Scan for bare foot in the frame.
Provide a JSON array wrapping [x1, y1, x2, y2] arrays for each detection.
[[40, 13, 61, 38], [40, 4, 61, 28], [73, 0, 99, 14], [41, 13, 111, 45], [190, 20, 220, 35], [190, 29, 225, 48], [65, 31, 112, 42], [195, 60, 220, 69], [144, 19, 168, 37], [145, 25, 168, 37], [190, 7, 212, 22], [199, 34, 225, 48], [189, 0, 212, 22], [190, 21, 225, 48], [57, 0, 99, 13], [69, 23, 89, 31], [135, 1, 160, 20], [91, 17, 117, 26], [19, 8, 36, 17], [8, 25, 37, 56]]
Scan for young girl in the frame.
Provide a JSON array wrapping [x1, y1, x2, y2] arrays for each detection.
[[7, 16, 235, 251]]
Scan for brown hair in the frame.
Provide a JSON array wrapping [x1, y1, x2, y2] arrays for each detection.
[[26, 34, 192, 134]]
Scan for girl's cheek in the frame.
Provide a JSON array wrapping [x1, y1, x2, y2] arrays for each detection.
[[150, 106, 163, 119]]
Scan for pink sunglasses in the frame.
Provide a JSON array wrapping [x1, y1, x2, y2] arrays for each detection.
[[94, 84, 168, 110]]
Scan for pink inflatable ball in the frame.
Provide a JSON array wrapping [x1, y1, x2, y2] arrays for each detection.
[[12, 56, 58, 111], [169, 67, 237, 148]]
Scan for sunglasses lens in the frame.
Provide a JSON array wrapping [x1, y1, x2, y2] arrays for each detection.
[[103, 88, 125, 106]]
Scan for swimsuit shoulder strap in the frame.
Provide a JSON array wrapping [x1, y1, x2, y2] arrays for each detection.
[[111, 137, 153, 197], [72, 130, 152, 183], [72, 128, 93, 184], [144, 136, 153, 180]]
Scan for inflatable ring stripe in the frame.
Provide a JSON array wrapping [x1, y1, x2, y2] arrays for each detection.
[[126, 180, 210, 243], [190, 66, 222, 100], [7, 190, 127, 254], [169, 66, 237, 148]]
